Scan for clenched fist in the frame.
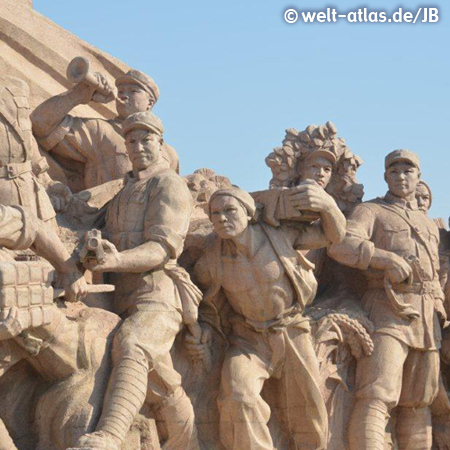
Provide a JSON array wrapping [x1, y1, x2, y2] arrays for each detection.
[[287, 180, 335, 213]]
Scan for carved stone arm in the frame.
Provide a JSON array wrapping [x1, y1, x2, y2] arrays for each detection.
[[31, 83, 94, 138]]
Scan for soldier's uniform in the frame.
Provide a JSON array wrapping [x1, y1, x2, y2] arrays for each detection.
[[34, 70, 179, 191], [0, 78, 55, 223], [77, 112, 199, 450], [0, 205, 38, 255], [329, 152, 443, 450]]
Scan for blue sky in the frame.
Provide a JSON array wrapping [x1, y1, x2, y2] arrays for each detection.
[[34, 1, 449, 219]]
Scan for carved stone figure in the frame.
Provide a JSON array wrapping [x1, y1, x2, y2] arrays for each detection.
[[257, 123, 363, 228], [329, 150, 445, 450], [0, 206, 160, 450], [414, 181, 450, 450], [2, 4, 449, 446], [264, 123, 364, 214], [416, 180, 432, 213], [259, 123, 374, 449], [31, 66, 178, 193], [0, 77, 58, 224], [0, 205, 94, 448], [189, 185, 346, 449], [72, 111, 199, 450]]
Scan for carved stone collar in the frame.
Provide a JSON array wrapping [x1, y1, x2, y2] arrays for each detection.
[[384, 191, 419, 211], [132, 161, 171, 181]]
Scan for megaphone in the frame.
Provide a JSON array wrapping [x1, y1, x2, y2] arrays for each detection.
[[67, 57, 115, 102]]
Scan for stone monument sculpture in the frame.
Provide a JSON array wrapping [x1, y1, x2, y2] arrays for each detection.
[[0, 3, 449, 449], [72, 111, 200, 450], [0, 76, 62, 225], [31, 66, 179, 194], [0, 205, 101, 449], [329, 150, 445, 450], [264, 123, 364, 214], [415, 180, 450, 450], [416, 180, 433, 213], [0, 213, 155, 450], [188, 184, 345, 449], [260, 122, 376, 449]]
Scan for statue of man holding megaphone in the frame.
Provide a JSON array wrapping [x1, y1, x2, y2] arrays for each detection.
[[31, 57, 179, 192]]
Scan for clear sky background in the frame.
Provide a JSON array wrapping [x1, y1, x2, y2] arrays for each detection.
[[34, 1, 449, 219]]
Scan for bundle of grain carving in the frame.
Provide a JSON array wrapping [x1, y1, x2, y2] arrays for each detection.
[[265, 122, 364, 212], [326, 312, 374, 359]]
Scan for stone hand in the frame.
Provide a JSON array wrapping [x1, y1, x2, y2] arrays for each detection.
[[61, 270, 88, 303], [74, 72, 113, 104], [184, 324, 212, 361], [47, 181, 73, 213], [91, 72, 114, 103], [288, 182, 333, 213], [83, 240, 121, 273], [0, 307, 23, 341], [385, 254, 413, 285]]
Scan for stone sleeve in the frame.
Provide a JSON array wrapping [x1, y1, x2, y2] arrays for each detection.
[[0, 205, 37, 250], [36, 115, 94, 163], [328, 203, 376, 270], [143, 174, 193, 259]]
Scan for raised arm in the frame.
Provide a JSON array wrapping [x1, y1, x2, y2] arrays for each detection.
[[31, 83, 96, 139], [31, 71, 114, 138]]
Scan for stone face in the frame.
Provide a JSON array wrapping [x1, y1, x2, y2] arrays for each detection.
[[0, 4, 449, 450]]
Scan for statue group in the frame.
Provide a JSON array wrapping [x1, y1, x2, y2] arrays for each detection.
[[0, 58, 449, 450]]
